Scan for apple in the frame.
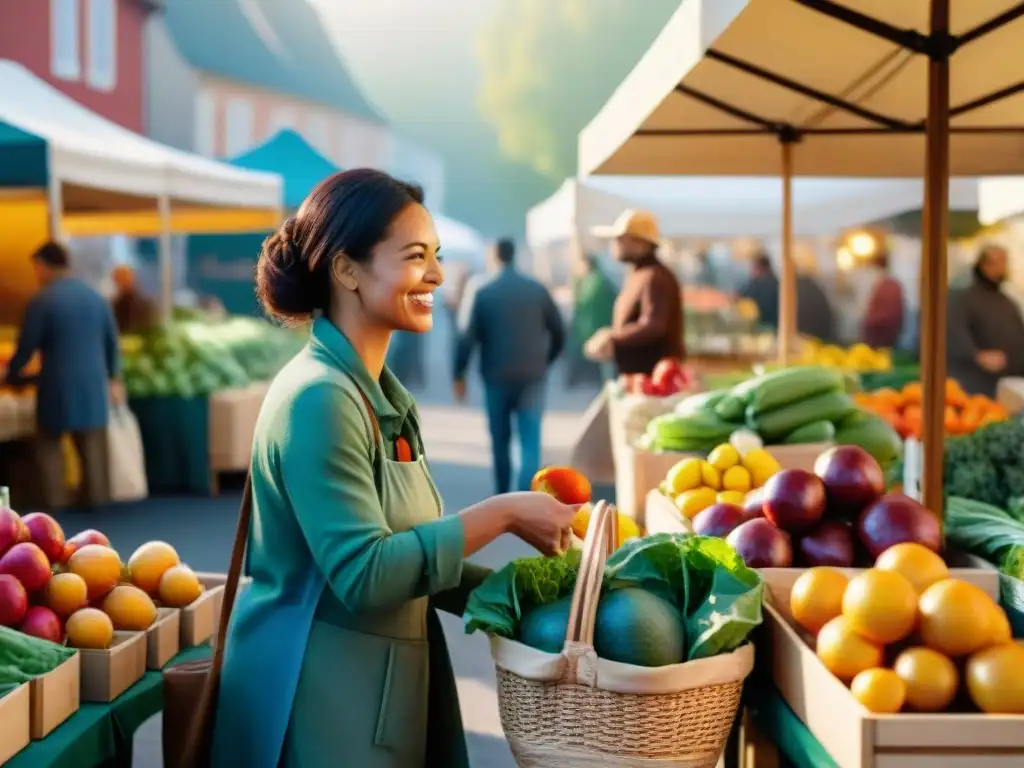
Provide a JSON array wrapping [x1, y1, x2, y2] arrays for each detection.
[[762, 469, 827, 534], [63, 529, 111, 562], [798, 521, 856, 567], [22, 513, 65, 564], [814, 445, 885, 519], [19, 605, 63, 644], [857, 493, 941, 558], [0, 507, 20, 557], [0, 573, 28, 627], [692, 503, 745, 538], [0, 542, 52, 592], [726, 518, 794, 568], [742, 488, 767, 522]]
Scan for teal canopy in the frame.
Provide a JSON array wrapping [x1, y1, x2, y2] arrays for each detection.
[[229, 129, 338, 210]]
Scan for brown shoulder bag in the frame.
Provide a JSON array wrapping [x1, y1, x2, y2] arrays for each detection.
[[162, 475, 252, 768]]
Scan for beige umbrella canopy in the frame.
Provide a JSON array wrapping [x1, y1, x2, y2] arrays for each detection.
[[578, 0, 1024, 516]]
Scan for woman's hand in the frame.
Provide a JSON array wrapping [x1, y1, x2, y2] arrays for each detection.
[[502, 492, 580, 556]]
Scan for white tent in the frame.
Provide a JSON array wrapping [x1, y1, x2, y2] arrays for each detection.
[[0, 60, 282, 221], [979, 177, 1024, 225], [433, 214, 487, 263], [527, 175, 980, 250]]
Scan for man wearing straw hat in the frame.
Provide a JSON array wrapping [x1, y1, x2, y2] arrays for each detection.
[[584, 209, 683, 375]]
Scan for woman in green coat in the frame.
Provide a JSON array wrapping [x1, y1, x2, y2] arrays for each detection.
[[210, 169, 578, 768]]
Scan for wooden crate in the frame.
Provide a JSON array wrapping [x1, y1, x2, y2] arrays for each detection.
[[79, 631, 147, 703], [29, 653, 80, 738], [0, 683, 30, 763], [644, 488, 693, 535], [761, 567, 1024, 767], [146, 607, 181, 670]]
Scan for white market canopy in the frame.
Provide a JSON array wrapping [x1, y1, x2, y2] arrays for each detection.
[[578, 0, 1024, 178], [979, 176, 1024, 224], [527, 175, 980, 249], [0, 60, 283, 234], [433, 214, 487, 255]]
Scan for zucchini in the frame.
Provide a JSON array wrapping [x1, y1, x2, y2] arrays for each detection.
[[675, 389, 729, 415], [714, 394, 747, 422], [783, 419, 836, 445], [647, 410, 735, 445], [746, 366, 847, 416], [747, 390, 855, 442], [833, 413, 903, 466]]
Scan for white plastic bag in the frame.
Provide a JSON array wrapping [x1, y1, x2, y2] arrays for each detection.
[[107, 404, 148, 503]]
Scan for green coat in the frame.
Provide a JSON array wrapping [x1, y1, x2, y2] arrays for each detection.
[[211, 317, 490, 767]]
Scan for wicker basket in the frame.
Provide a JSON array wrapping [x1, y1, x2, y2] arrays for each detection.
[[492, 500, 754, 767]]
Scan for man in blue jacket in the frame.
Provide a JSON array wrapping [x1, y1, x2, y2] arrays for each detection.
[[454, 238, 565, 494], [3, 242, 122, 511]]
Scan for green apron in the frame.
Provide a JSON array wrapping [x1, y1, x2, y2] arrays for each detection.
[[280, 389, 468, 768]]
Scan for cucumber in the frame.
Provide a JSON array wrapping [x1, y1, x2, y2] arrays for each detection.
[[675, 389, 729, 416], [783, 419, 836, 445], [747, 390, 855, 442], [746, 366, 847, 415], [647, 410, 735, 445], [834, 413, 903, 466], [714, 394, 747, 422]]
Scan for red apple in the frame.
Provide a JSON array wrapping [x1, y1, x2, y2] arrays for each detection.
[[742, 488, 766, 522], [0, 507, 20, 557], [726, 518, 794, 568], [15, 517, 30, 544], [762, 469, 827, 534], [814, 445, 885, 519], [19, 605, 63, 644], [67, 529, 111, 551], [652, 358, 682, 390], [692, 503, 745, 538], [0, 542, 52, 592], [0, 573, 29, 627], [798, 521, 856, 567], [857, 493, 941, 559], [22, 513, 65, 564]]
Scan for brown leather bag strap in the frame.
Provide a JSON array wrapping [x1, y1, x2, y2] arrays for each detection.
[[210, 474, 252, 676], [353, 386, 382, 447]]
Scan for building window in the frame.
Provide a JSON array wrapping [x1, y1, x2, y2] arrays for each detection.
[[267, 106, 297, 139], [224, 97, 254, 157], [51, 0, 80, 81], [86, 0, 116, 90], [304, 113, 333, 159], [194, 90, 216, 157]]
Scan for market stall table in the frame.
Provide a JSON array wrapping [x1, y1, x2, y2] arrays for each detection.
[[6, 644, 210, 768]]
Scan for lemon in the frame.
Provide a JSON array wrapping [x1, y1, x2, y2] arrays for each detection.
[[699, 462, 721, 491], [615, 514, 642, 547], [741, 448, 782, 488], [717, 490, 746, 506], [674, 487, 717, 519], [665, 458, 703, 495], [707, 443, 740, 472], [722, 465, 752, 493]]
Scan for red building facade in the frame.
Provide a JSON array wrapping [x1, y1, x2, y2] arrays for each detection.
[[0, 0, 156, 132]]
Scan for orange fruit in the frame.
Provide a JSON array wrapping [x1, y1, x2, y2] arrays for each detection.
[[918, 578, 995, 657], [158, 565, 204, 608], [816, 616, 884, 682], [893, 647, 959, 712], [842, 569, 918, 645], [65, 607, 115, 650], [44, 572, 89, 618], [850, 668, 906, 713], [875, 543, 949, 595], [101, 584, 158, 630], [966, 643, 1024, 714], [790, 567, 849, 634], [68, 545, 122, 600], [128, 541, 180, 594], [989, 603, 1012, 646]]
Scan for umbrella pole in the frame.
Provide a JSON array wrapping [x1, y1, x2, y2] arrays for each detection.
[[46, 175, 63, 242], [157, 195, 173, 326], [777, 140, 797, 364], [919, 0, 951, 521]]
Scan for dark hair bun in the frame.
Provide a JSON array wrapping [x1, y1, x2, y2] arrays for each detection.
[[256, 217, 325, 324]]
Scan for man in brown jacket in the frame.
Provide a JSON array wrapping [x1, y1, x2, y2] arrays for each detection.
[[584, 210, 684, 375]]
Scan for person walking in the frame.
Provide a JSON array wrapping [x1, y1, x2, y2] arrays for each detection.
[[860, 250, 905, 349], [211, 170, 578, 768], [453, 238, 565, 494], [2, 242, 122, 511], [584, 210, 684, 375], [738, 251, 780, 331], [567, 253, 617, 386], [948, 244, 1024, 397]]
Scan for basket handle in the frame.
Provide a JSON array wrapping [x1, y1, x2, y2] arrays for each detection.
[[560, 500, 616, 685]]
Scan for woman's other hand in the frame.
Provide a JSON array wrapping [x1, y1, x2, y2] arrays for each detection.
[[502, 492, 580, 556]]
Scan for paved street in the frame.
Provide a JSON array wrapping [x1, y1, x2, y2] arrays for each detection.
[[51, 315, 606, 767]]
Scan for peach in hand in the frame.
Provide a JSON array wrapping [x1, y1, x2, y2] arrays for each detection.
[[530, 466, 592, 505]]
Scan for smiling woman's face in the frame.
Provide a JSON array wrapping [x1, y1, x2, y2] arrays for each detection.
[[350, 202, 444, 334]]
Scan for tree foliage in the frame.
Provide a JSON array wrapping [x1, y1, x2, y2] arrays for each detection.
[[476, 0, 678, 180]]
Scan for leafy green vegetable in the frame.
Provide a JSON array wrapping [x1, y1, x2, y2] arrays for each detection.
[[1002, 545, 1024, 581], [945, 496, 1024, 566], [463, 533, 764, 663], [463, 549, 581, 638], [937, 421, 1024, 507]]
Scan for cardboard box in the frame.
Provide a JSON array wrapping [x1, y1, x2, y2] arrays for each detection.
[[996, 377, 1024, 416], [146, 607, 181, 670], [208, 383, 269, 473], [193, 572, 252, 651], [761, 567, 1024, 768], [0, 683, 30, 763], [79, 631, 147, 703], [29, 653, 80, 738]]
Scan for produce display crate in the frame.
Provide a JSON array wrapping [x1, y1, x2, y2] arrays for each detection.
[[761, 567, 1024, 768], [197, 572, 253, 652], [629, 443, 832, 528], [208, 382, 270, 494], [146, 607, 181, 670], [0, 683, 30, 763], [644, 487, 693, 535], [996, 377, 1024, 416], [79, 631, 147, 703], [29, 653, 80, 738], [184, 572, 253, 650], [567, 389, 616, 487]]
